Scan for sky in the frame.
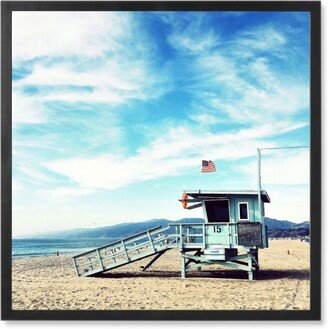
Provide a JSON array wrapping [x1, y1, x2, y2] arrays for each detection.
[[12, 11, 310, 236]]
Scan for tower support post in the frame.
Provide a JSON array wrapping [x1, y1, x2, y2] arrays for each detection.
[[181, 253, 186, 278], [247, 252, 254, 281]]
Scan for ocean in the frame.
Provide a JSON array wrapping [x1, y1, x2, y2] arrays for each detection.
[[12, 238, 113, 258]]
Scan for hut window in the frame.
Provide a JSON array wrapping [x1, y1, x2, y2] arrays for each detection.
[[205, 200, 230, 222], [238, 203, 249, 220]]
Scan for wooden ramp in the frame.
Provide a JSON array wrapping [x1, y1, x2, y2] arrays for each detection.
[[72, 226, 176, 277]]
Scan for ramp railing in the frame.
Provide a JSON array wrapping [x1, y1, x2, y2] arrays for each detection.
[[73, 225, 177, 277]]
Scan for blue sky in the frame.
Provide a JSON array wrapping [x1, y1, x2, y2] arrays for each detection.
[[12, 11, 310, 236]]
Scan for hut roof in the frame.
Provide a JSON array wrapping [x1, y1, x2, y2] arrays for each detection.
[[184, 189, 271, 203]]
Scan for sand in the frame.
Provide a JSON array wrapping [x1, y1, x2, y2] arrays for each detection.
[[12, 239, 310, 311]]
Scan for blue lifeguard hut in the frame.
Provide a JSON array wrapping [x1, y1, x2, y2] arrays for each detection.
[[173, 189, 270, 280]]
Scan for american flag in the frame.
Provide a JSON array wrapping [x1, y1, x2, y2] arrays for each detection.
[[201, 160, 216, 173]]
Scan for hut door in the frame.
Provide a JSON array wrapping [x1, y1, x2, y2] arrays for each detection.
[[205, 200, 230, 223]]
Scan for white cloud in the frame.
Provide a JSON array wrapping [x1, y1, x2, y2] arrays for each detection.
[[16, 165, 54, 185], [12, 12, 172, 124], [265, 186, 310, 221], [39, 187, 94, 200], [189, 113, 222, 125], [239, 149, 310, 186], [12, 12, 132, 62], [13, 179, 24, 193], [12, 92, 47, 124], [230, 148, 310, 222], [44, 121, 307, 191]]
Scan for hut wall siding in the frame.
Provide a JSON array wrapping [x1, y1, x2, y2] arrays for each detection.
[[228, 195, 260, 222]]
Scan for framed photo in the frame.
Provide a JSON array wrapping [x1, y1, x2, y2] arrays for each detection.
[[1, 1, 321, 321]]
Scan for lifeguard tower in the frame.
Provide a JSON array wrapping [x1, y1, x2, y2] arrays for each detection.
[[173, 189, 270, 280], [72, 189, 270, 280]]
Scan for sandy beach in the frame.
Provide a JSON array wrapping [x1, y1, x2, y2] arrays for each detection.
[[12, 239, 310, 310]]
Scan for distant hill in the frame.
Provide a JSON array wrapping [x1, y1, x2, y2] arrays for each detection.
[[17, 217, 309, 240], [264, 217, 310, 238], [18, 218, 204, 240], [264, 217, 309, 229]]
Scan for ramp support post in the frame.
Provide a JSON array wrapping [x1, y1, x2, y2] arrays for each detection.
[[141, 250, 167, 272]]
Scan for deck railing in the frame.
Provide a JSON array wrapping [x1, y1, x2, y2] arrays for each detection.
[[170, 222, 243, 249]]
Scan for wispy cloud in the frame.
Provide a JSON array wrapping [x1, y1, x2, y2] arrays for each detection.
[[12, 12, 172, 125], [165, 16, 309, 126], [43, 121, 307, 192], [167, 21, 219, 53], [237, 25, 287, 52], [13, 60, 171, 106]]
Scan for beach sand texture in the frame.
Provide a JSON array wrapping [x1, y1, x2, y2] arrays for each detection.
[[12, 239, 310, 310]]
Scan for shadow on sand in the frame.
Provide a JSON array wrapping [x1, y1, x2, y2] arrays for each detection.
[[95, 268, 310, 281]]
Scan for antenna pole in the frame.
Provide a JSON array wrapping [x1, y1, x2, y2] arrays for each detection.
[[257, 148, 262, 220]]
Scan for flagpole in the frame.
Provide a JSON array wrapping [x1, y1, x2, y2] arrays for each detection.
[[197, 170, 202, 190], [257, 147, 262, 225]]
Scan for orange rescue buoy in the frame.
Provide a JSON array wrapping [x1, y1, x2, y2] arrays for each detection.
[[182, 193, 188, 209]]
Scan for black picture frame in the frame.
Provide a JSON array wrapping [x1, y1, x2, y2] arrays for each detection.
[[1, 1, 321, 321]]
